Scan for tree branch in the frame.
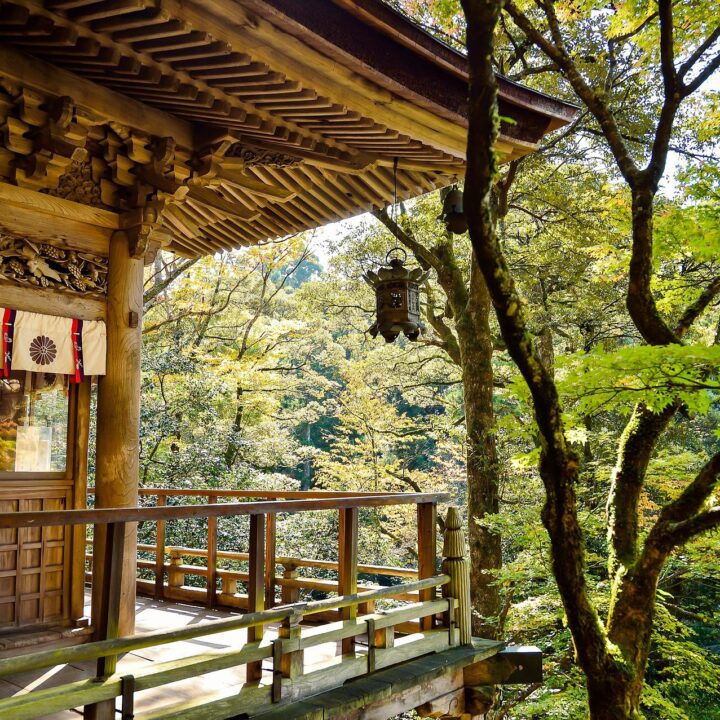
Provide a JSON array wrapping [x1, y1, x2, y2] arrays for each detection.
[[462, 0, 609, 675], [504, 1, 638, 184], [674, 276, 720, 336]]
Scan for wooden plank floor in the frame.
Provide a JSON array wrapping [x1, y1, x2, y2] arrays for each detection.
[[1, 594, 361, 719]]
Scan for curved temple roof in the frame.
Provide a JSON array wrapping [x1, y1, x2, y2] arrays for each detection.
[[0, 0, 577, 257]]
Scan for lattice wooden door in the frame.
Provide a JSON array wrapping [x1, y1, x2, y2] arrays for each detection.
[[0, 487, 72, 629]]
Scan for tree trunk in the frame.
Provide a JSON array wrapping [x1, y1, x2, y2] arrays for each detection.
[[458, 256, 501, 638], [586, 673, 643, 720], [224, 384, 244, 468]]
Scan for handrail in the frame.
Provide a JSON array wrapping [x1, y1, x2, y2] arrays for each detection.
[[0, 497, 474, 720], [0, 492, 448, 528], [0, 575, 449, 678], [135, 489, 401, 498]]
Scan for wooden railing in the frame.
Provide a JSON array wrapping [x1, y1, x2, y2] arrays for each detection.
[[86, 488, 423, 614], [0, 492, 473, 720]]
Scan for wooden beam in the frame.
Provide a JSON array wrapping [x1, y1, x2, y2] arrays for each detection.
[[463, 646, 543, 685], [213, 166, 294, 200], [0, 283, 106, 321], [0, 44, 194, 148], [185, 185, 258, 219], [0, 182, 114, 255]]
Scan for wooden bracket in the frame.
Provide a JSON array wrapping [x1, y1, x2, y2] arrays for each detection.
[[119, 201, 171, 263], [463, 645, 542, 686]]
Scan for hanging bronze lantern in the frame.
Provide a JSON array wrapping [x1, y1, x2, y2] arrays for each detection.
[[439, 184, 468, 234], [363, 249, 428, 343]]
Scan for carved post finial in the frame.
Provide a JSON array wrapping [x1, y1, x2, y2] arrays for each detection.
[[442, 506, 472, 645]]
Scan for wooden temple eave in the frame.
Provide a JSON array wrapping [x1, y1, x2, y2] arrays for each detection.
[[0, 0, 576, 259]]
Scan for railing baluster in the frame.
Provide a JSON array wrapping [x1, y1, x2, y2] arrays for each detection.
[[273, 607, 304, 702], [207, 494, 218, 608], [154, 495, 166, 600], [281, 562, 300, 605], [246, 513, 266, 681], [417, 501, 437, 631], [338, 507, 358, 654], [264, 512, 277, 608], [167, 548, 184, 590]]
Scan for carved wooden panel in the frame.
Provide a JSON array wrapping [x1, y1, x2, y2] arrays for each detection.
[[0, 485, 72, 630]]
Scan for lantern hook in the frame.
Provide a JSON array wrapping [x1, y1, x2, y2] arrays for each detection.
[[386, 247, 407, 266]]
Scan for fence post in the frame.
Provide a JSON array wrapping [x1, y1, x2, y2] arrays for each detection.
[[265, 513, 276, 609], [442, 506, 472, 645], [417, 502, 437, 630], [207, 494, 218, 608], [154, 495, 166, 600], [273, 606, 304, 702], [338, 507, 358, 654], [86, 521, 125, 720], [281, 563, 300, 605], [246, 513, 266, 681]]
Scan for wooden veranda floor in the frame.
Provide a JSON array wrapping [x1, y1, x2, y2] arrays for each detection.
[[0, 594, 349, 719]]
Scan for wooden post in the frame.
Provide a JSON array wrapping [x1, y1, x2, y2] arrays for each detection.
[[93, 229, 144, 636], [273, 607, 304, 701], [442, 507, 472, 645], [417, 502, 437, 630], [366, 617, 394, 673], [281, 564, 300, 605], [338, 507, 358, 654], [86, 521, 125, 720], [167, 549, 184, 588], [265, 513, 276, 608], [154, 495, 166, 600], [207, 494, 218, 608], [246, 513, 265, 681], [70, 380, 92, 623]]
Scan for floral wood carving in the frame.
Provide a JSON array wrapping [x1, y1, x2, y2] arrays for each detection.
[[226, 143, 302, 168], [0, 236, 108, 296], [45, 159, 104, 208]]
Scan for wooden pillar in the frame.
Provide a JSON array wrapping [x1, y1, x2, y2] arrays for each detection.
[[338, 507, 358, 654], [247, 513, 265, 681], [70, 380, 92, 623], [92, 230, 143, 637]]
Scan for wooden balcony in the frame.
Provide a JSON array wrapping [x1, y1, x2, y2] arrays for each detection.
[[0, 491, 525, 720]]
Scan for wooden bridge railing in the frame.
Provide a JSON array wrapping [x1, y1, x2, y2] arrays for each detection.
[[0, 492, 473, 720], [85, 488, 422, 615]]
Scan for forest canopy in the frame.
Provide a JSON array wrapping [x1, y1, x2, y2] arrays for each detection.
[[123, 2, 720, 718]]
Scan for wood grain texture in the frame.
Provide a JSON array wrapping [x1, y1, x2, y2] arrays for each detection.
[[92, 229, 143, 636], [0, 283, 106, 321]]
